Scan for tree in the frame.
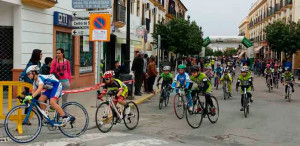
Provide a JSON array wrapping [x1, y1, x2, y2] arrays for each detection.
[[214, 50, 223, 57], [265, 20, 300, 59], [223, 48, 238, 57], [205, 48, 214, 57]]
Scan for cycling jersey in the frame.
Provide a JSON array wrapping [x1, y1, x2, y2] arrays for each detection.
[[190, 73, 212, 93], [33, 74, 62, 99], [160, 73, 172, 82], [221, 74, 232, 82], [264, 68, 274, 75], [214, 67, 223, 77], [104, 79, 128, 98], [236, 75, 253, 93], [282, 72, 294, 82], [172, 72, 190, 88]]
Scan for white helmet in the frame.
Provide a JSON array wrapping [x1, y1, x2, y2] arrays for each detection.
[[163, 66, 171, 71], [26, 65, 40, 74], [206, 66, 212, 70], [241, 67, 247, 72]]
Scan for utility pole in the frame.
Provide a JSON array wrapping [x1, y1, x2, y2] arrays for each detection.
[[125, 0, 131, 73]]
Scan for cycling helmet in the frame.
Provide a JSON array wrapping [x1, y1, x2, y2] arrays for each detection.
[[26, 65, 40, 74], [285, 67, 291, 71], [103, 70, 114, 78], [191, 65, 200, 72], [163, 66, 171, 71], [241, 67, 247, 72], [274, 64, 279, 67], [178, 64, 186, 69], [266, 64, 271, 68]]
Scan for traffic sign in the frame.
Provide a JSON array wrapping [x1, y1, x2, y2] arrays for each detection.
[[72, 10, 111, 18], [72, 20, 90, 27], [72, 29, 89, 35], [89, 14, 111, 41], [72, 0, 112, 9]]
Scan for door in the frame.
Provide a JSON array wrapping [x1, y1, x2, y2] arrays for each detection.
[[0, 26, 13, 81]]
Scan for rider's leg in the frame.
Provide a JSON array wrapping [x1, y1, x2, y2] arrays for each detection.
[[50, 98, 65, 117], [38, 95, 48, 110], [290, 83, 295, 92], [187, 92, 193, 107], [205, 93, 214, 107], [240, 94, 244, 111]]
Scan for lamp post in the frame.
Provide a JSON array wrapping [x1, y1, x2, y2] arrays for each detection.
[[125, 0, 131, 73]]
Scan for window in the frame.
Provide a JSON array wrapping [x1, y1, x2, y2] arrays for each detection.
[[137, 0, 140, 16], [56, 32, 74, 75], [80, 36, 94, 74]]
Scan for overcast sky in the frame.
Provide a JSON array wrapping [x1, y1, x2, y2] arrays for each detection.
[[181, 0, 256, 37]]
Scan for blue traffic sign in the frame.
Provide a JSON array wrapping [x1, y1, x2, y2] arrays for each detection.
[[94, 17, 105, 29]]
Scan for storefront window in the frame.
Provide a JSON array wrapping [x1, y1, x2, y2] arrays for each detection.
[[56, 32, 74, 75], [80, 36, 94, 74]]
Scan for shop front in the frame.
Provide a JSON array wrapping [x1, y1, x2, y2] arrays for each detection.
[[53, 11, 95, 89]]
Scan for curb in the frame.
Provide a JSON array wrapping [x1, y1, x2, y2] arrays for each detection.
[[87, 89, 161, 131]]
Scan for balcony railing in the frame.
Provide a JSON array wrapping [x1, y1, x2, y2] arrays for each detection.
[[274, 4, 280, 12]]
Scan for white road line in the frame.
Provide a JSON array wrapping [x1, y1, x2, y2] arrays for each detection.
[[106, 139, 169, 146], [25, 132, 130, 146]]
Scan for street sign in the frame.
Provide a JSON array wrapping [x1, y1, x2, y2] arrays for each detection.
[[72, 29, 89, 36], [72, 0, 112, 9], [72, 20, 90, 27], [72, 10, 111, 18], [89, 14, 111, 41]]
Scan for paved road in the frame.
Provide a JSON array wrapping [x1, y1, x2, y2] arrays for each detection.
[[1, 72, 300, 146]]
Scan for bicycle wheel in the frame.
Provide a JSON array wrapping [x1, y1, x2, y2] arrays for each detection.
[[243, 96, 248, 118], [123, 101, 139, 130], [208, 96, 220, 123], [58, 102, 89, 137], [95, 102, 114, 133], [159, 91, 163, 109], [4, 105, 42, 143], [223, 87, 227, 100], [288, 87, 291, 102], [173, 94, 185, 119], [186, 99, 203, 129], [164, 91, 170, 107]]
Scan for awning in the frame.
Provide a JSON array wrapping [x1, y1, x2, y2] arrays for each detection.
[[238, 51, 246, 58], [254, 46, 264, 53]]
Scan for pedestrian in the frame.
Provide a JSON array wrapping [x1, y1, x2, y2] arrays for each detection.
[[131, 52, 144, 96], [113, 60, 122, 79], [143, 53, 149, 93], [50, 48, 71, 106], [41, 57, 53, 75], [147, 56, 158, 94]]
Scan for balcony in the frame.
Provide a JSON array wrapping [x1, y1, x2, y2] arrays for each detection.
[[115, 4, 126, 28], [22, 0, 57, 9], [275, 4, 281, 14], [149, 0, 165, 12], [285, 0, 293, 8]]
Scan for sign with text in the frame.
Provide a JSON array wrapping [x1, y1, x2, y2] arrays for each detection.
[[72, 29, 89, 36], [89, 14, 111, 41], [54, 11, 72, 28], [72, 0, 112, 9], [72, 20, 90, 27]]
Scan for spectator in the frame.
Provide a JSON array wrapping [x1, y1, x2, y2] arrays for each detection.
[[147, 56, 158, 94], [41, 57, 53, 75], [113, 60, 122, 79], [143, 53, 149, 93], [131, 52, 144, 96], [50, 48, 71, 105]]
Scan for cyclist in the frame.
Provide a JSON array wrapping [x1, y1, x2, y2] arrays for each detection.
[[227, 62, 235, 76], [214, 63, 223, 87], [211, 58, 215, 71], [204, 66, 214, 81], [157, 66, 173, 93], [273, 64, 281, 86], [281, 67, 295, 98], [189, 65, 215, 114], [100, 71, 130, 114], [204, 60, 211, 69], [172, 64, 192, 110], [25, 65, 69, 126], [264, 64, 274, 88], [236, 67, 253, 111], [220, 69, 233, 97]]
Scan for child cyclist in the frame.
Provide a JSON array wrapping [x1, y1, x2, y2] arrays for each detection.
[[220, 69, 233, 97], [214, 63, 223, 87], [281, 67, 295, 99], [24, 65, 69, 126], [264, 64, 274, 88], [100, 70, 130, 114], [189, 65, 216, 114], [236, 67, 253, 111], [157, 66, 173, 92], [172, 64, 192, 111], [204, 66, 214, 81]]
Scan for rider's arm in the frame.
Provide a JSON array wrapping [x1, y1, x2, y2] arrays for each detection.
[[236, 79, 240, 87], [202, 78, 209, 91], [32, 84, 43, 98], [185, 73, 190, 88], [157, 76, 162, 84], [172, 74, 179, 88]]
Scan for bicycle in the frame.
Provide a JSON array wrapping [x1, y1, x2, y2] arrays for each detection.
[[223, 81, 229, 100], [274, 77, 279, 89], [95, 90, 139, 133], [283, 81, 293, 102], [185, 91, 219, 129], [157, 83, 172, 110], [173, 86, 187, 119], [214, 74, 221, 90], [266, 75, 272, 92], [4, 93, 89, 143], [238, 86, 251, 118]]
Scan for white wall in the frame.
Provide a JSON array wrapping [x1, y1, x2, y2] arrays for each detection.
[[0, 2, 13, 26]]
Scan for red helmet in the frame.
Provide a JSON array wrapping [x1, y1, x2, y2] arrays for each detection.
[[103, 71, 114, 78], [266, 64, 271, 68], [274, 64, 279, 67]]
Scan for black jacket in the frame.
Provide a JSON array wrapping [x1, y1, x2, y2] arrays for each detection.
[[131, 56, 144, 73], [41, 64, 51, 75]]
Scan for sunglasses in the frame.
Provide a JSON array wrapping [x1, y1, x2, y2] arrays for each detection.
[[105, 78, 110, 81]]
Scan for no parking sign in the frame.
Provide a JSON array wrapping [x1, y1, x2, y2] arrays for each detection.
[[89, 14, 111, 41]]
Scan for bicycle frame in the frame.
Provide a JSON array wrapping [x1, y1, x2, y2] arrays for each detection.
[[105, 94, 123, 120]]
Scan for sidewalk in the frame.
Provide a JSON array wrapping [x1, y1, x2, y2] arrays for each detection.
[[0, 86, 160, 138]]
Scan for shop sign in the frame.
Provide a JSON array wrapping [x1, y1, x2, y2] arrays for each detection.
[[72, 0, 112, 9], [54, 11, 72, 28]]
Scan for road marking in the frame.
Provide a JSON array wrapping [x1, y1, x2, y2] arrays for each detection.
[[25, 132, 129, 146], [107, 139, 168, 146]]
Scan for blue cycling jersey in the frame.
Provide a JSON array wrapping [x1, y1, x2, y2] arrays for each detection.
[[172, 72, 190, 88], [33, 74, 60, 90]]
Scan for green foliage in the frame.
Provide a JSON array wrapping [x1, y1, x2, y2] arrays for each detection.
[[214, 50, 223, 57], [152, 18, 204, 55], [265, 20, 300, 58], [205, 48, 214, 57], [223, 48, 238, 57]]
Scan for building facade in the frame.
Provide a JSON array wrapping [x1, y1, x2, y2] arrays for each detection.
[[241, 0, 300, 70]]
